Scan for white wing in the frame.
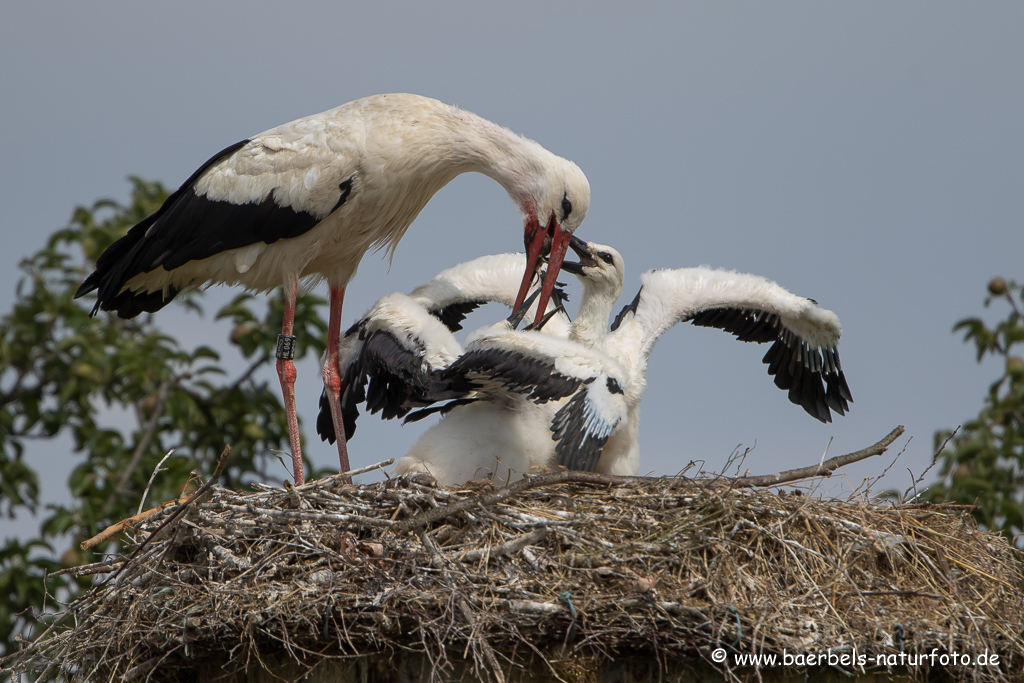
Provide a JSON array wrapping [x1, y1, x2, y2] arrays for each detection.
[[607, 266, 851, 422]]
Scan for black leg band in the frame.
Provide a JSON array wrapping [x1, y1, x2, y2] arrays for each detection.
[[276, 334, 297, 361]]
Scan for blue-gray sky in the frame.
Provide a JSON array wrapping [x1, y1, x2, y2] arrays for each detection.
[[2, 3, 1022, 540]]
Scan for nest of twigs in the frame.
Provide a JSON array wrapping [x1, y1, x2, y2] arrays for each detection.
[[5, 430, 1024, 683]]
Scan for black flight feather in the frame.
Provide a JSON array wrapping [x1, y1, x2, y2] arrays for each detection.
[[551, 390, 615, 472], [76, 139, 345, 319], [690, 306, 852, 423]]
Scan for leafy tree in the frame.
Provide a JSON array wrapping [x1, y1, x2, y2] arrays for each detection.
[[926, 277, 1024, 548], [0, 179, 328, 655]]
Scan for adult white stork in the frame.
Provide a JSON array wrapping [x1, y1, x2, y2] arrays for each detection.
[[74, 93, 591, 484], [394, 237, 853, 481], [313, 251, 571, 445]]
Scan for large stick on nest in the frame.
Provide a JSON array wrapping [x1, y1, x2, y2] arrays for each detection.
[[727, 425, 905, 487], [81, 491, 191, 552], [81, 445, 232, 552], [398, 426, 905, 533]]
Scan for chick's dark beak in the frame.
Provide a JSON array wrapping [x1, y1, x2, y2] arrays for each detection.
[[560, 234, 596, 275]]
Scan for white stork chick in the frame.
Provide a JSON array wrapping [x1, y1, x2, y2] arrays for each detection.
[[74, 93, 591, 484], [399, 238, 853, 482], [315, 252, 570, 445], [395, 238, 630, 484]]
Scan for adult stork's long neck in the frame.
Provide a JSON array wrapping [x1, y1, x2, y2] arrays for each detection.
[[437, 106, 588, 324]]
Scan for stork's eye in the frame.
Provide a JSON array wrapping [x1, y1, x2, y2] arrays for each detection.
[[598, 251, 614, 264], [561, 193, 572, 220]]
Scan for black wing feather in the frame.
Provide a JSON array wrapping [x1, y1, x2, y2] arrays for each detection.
[[402, 397, 480, 424], [430, 300, 485, 332], [691, 306, 852, 423], [610, 287, 643, 332], [551, 390, 614, 472], [441, 348, 584, 403], [76, 139, 341, 319]]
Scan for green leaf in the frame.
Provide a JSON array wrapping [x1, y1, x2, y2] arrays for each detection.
[[927, 278, 1024, 548]]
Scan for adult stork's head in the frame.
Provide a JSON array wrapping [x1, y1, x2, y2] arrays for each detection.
[[512, 156, 591, 324]]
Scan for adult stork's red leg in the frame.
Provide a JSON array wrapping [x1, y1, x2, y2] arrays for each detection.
[[322, 285, 352, 480], [276, 277, 304, 484]]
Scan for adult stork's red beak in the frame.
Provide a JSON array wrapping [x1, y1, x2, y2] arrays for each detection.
[[515, 213, 572, 325]]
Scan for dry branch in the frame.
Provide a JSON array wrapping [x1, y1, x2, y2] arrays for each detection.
[[727, 425, 905, 488], [81, 491, 192, 551], [81, 445, 232, 551]]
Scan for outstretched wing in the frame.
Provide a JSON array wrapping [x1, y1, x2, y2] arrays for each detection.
[[690, 306, 851, 421], [608, 266, 852, 423]]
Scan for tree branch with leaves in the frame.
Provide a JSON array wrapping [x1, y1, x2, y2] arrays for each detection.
[[925, 277, 1024, 548]]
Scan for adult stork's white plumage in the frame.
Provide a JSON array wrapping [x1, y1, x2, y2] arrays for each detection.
[[74, 93, 591, 484], [386, 237, 853, 483]]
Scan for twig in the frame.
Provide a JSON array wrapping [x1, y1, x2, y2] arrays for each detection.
[[723, 444, 753, 478], [418, 529, 448, 569], [137, 449, 176, 515], [461, 528, 549, 562], [856, 433, 912, 496], [818, 436, 833, 469], [506, 600, 561, 614], [82, 491, 193, 551], [905, 426, 959, 501], [201, 502, 396, 528], [727, 426, 905, 488], [50, 560, 123, 578], [95, 445, 232, 587], [297, 458, 395, 488]]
